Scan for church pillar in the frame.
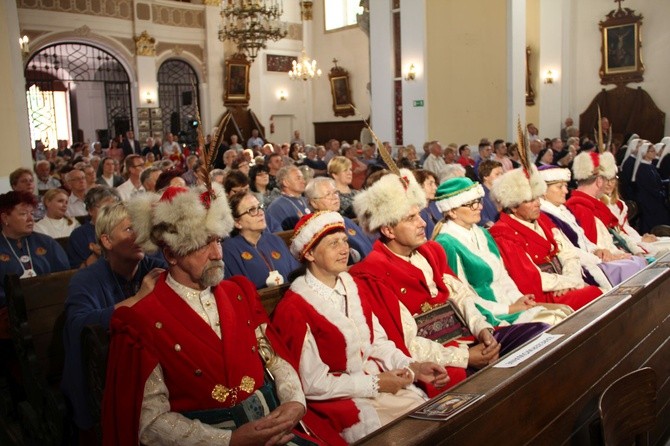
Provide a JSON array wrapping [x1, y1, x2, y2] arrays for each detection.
[[369, 0, 394, 143], [0, 0, 33, 191], [508, 0, 527, 138], [401, 0, 428, 148]]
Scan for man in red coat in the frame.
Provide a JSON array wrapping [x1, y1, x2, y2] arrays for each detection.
[[102, 185, 313, 446], [489, 165, 602, 310], [349, 170, 548, 387]]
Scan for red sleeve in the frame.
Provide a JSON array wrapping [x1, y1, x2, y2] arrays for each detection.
[[268, 293, 309, 374], [102, 307, 158, 446], [489, 230, 545, 300], [566, 201, 598, 244]]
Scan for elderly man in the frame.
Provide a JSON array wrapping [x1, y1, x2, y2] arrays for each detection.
[[116, 154, 146, 201], [566, 152, 648, 257], [422, 141, 446, 179], [322, 139, 341, 164], [247, 128, 264, 149], [265, 165, 311, 231], [65, 168, 89, 217], [34, 160, 61, 191], [102, 185, 311, 445], [489, 166, 602, 310], [350, 170, 548, 390], [140, 166, 162, 192], [302, 145, 327, 176], [305, 177, 373, 263]]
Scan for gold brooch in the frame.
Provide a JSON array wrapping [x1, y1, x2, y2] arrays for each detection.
[[348, 228, 356, 236], [271, 251, 281, 259], [420, 301, 440, 314], [241, 251, 253, 260], [35, 247, 47, 255], [211, 375, 255, 405], [0, 254, 9, 262]]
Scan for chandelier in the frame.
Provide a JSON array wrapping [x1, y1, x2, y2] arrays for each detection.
[[219, 0, 287, 62], [288, 48, 322, 81]]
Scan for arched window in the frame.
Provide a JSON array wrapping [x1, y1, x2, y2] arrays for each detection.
[[157, 59, 199, 146], [24, 43, 132, 149]]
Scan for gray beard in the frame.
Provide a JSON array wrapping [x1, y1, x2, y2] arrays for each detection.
[[199, 260, 225, 288]]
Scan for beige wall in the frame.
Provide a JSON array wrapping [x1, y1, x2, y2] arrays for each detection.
[[311, 1, 371, 125], [426, 0, 508, 144], [526, 0, 540, 127]]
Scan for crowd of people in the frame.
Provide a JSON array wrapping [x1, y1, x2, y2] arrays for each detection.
[[1, 120, 668, 445]]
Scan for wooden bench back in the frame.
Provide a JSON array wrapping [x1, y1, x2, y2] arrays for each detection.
[[6, 269, 77, 384], [275, 230, 293, 248]]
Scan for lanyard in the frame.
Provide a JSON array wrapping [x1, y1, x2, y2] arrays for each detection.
[[3, 232, 34, 275]]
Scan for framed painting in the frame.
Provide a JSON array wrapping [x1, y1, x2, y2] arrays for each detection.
[[328, 63, 355, 117], [224, 53, 251, 106], [137, 108, 150, 120], [266, 54, 298, 73], [599, 4, 644, 85]]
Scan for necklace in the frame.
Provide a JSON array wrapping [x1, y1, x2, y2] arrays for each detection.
[[3, 232, 35, 277]]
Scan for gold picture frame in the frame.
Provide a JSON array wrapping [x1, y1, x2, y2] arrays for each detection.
[[224, 53, 251, 106], [328, 63, 355, 117], [599, 4, 644, 86]]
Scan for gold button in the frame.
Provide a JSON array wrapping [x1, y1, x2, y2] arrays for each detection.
[[251, 346, 256, 352], [174, 344, 181, 352], [205, 301, 211, 307], [155, 322, 162, 329], [400, 288, 407, 294], [194, 369, 202, 376], [247, 320, 251, 325], [216, 320, 221, 326], [237, 295, 243, 301]]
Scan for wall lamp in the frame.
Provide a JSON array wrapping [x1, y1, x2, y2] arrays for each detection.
[[405, 64, 416, 81], [544, 70, 554, 84], [145, 91, 154, 104]]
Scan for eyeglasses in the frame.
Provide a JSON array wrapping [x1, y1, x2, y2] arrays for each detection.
[[239, 203, 265, 217], [460, 198, 483, 210], [132, 163, 145, 169]]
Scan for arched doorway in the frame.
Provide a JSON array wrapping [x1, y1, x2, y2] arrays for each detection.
[[24, 42, 132, 150], [157, 59, 199, 146]]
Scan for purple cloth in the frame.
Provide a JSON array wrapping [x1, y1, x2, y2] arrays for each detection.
[[597, 256, 647, 285]]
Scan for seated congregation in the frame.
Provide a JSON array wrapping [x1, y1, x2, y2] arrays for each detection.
[[1, 128, 668, 446]]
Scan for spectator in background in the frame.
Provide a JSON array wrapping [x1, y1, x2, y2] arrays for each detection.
[[478, 160, 503, 228], [249, 164, 273, 208], [122, 130, 141, 157], [423, 141, 446, 179], [34, 160, 61, 191], [96, 157, 124, 188], [223, 170, 250, 197], [302, 145, 327, 176], [116, 155, 145, 201], [493, 139, 513, 172], [265, 165, 310, 230], [140, 166, 162, 193], [162, 132, 181, 157], [560, 117, 574, 141], [34, 188, 80, 239], [414, 169, 441, 239], [473, 142, 493, 180], [328, 156, 358, 219], [9, 167, 45, 221], [229, 134, 243, 152], [65, 169, 89, 217], [247, 128, 264, 149], [322, 138, 340, 164]]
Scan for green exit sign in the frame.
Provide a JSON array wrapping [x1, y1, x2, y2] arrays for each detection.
[[413, 100, 424, 107]]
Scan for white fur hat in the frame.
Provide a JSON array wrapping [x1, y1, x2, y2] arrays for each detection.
[[290, 211, 345, 260], [353, 168, 426, 232], [490, 165, 547, 210], [537, 165, 571, 184], [127, 183, 234, 256], [572, 151, 617, 181]]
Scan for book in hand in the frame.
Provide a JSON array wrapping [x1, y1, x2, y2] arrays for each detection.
[[409, 392, 483, 421]]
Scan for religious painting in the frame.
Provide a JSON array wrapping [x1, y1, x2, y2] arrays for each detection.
[[224, 53, 251, 106], [328, 62, 355, 117], [599, 3, 644, 86], [150, 107, 162, 119], [137, 108, 150, 120], [266, 54, 298, 73]]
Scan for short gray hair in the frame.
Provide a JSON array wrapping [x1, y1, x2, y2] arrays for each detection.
[[304, 177, 335, 200], [140, 166, 161, 186], [84, 185, 121, 211], [276, 165, 299, 191]]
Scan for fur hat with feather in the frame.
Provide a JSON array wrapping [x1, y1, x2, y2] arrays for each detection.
[[490, 165, 547, 210], [127, 182, 233, 256], [353, 168, 426, 233]]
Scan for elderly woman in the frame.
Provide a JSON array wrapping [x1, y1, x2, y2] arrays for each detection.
[[223, 191, 298, 289], [9, 167, 45, 221], [433, 178, 571, 326], [413, 169, 441, 239], [271, 211, 448, 445], [327, 156, 358, 218], [342, 144, 368, 190], [34, 188, 80, 239], [0, 191, 69, 334], [62, 201, 166, 432], [305, 177, 373, 263], [66, 186, 121, 269]]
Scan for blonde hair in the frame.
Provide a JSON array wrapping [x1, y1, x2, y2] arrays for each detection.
[[327, 156, 352, 176], [96, 201, 130, 255], [42, 188, 69, 205]]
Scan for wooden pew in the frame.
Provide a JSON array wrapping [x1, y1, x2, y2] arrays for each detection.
[[355, 254, 670, 446], [258, 283, 290, 315], [275, 229, 293, 248], [5, 269, 78, 446]]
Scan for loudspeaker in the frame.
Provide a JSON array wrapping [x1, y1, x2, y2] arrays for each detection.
[[170, 112, 180, 135], [182, 91, 193, 106], [97, 129, 109, 148]]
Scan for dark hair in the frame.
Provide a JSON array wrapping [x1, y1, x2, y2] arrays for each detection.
[[228, 190, 251, 219], [0, 191, 38, 215], [84, 186, 121, 211], [493, 139, 505, 150], [535, 148, 552, 166], [155, 168, 185, 192], [248, 164, 270, 193], [413, 169, 438, 186], [478, 159, 503, 180], [458, 144, 469, 155], [224, 170, 250, 195], [9, 168, 33, 188]]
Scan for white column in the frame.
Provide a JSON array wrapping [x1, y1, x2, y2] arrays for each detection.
[[538, 0, 566, 139], [0, 0, 32, 192], [204, 3, 226, 133], [400, 0, 427, 147], [369, 0, 394, 142], [507, 0, 526, 139]]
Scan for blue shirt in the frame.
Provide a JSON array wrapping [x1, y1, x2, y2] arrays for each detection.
[[265, 195, 311, 231], [223, 231, 299, 289], [61, 255, 167, 429], [420, 201, 442, 239], [343, 217, 374, 263], [67, 222, 96, 269], [0, 231, 69, 305], [479, 185, 499, 228]]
